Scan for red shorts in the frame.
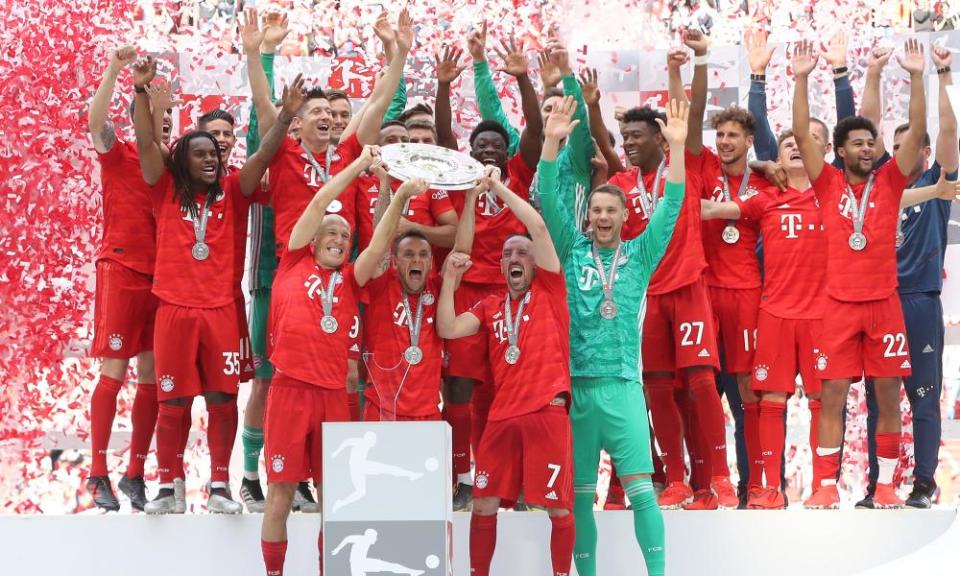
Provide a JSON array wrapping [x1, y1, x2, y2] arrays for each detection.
[[710, 285, 760, 374], [236, 297, 255, 383], [474, 405, 573, 510], [444, 281, 497, 383], [819, 294, 912, 380], [92, 260, 158, 358], [642, 277, 721, 373], [751, 310, 823, 395], [264, 372, 350, 484], [153, 301, 246, 400], [363, 402, 441, 422]]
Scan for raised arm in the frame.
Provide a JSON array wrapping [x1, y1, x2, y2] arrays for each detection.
[[355, 178, 429, 286], [860, 46, 892, 160], [89, 46, 136, 153], [745, 29, 777, 161], [682, 29, 709, 154], [434, 46, 467, 151], [579, 68, 623, 174], [353, 9, 414, 146], [894, 38, 928, 177], [489, 172, 560, 272], [932, 46, 958, 172], [452, 183, 482, 255], [239, 76, 305, 197], [437, 252, 481, 339], [469, 21, 520, 154], [494, 35, 543, 169], [373, 9, 408, 123], [552, 41, 592, 179], [901, 171, 960, 207], [131, 57, 164, 186], [242, 7, 279, 139], [537, 97, 581, 261], [791, 40, 825, 182], [288, 146, 378, 251], [146, 83, 173, 158], [825, 32, 857, 124]]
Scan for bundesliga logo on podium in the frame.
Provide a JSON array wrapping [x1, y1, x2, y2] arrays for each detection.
[[323, 422, 453, 575]]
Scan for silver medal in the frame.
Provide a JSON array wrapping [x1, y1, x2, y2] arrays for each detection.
[[505, 345, 521, 365], [191, 242, 210, 261], [600, 299, 618, 320], [321, 315, 339, 334], [404, 345, 423, 365], [722, 225, 740, 244], [848, 232, 867, 252]]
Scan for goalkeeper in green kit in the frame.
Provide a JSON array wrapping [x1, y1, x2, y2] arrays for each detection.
[[537, 96, 689, 576]]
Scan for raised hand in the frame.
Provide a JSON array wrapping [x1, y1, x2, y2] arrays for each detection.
[[369, 160, 389, 181], [578, 67, 600, 106], [682, 28, 709, 55], [538, 51, 562, 88], [656, 99, 690, 147], [109, 45, 137, 73], [373, 9, 396, 50], [132, 56, 157, 86], [791, 39, 819, 77], [443, 251, 472, 280], [934, 171, 960, 200], [898, 37, 925, 75], [824, 31, 849, 68], [931, 43, 951, 69], [146, 83, 175, 113], [745, 29, 774, 74], [240, 7, 264, 54], [868, 46, 894, 71], [435, 46, 467, 84], [261, 10, 290, 53], [494, 34, 528, 77], [395, 8, 414, 55], [357, 144, 382, 170], [547, 36, 572, 76], [397, 177, 429, 200], [667, 47, 690, 71], [543, 95, 581, 141], [279, 74, 307, 118], [466, 21, 487, 62]]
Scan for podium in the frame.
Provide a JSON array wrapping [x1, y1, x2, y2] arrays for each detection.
[[323, 421, 453, 576]]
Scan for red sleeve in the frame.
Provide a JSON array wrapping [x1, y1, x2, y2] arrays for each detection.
[[684, 148, 705, 172], [96, 138, 129, 167], [359, 269, 391, 304], [507, 153, 534, 199], [336, 133, 363, 169], [150, 169, 174, 205], [878, 157, 911, 201], [734, 186, 772, 221], [428, 189, 455, 220], [535, 266, 565, 294], [812, 163, 840, 205], [270, 136, 298, 169], [278, 245, 311, 274], [470, 294, 491, 334]]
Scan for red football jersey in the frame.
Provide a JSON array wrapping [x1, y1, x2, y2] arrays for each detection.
[[152, 171, 262, 308], [354, 175, 455, 252], [360, 272, 442, 417], [471, 267, 570, 421], [697, 147, 764, 289], [735, 184, 827, 319], [447, 153, 535, 285], [268, 134, 362, 260], [607, 149, 707, 294], [269, 247, 362, 388], [96, 139, 157, 275], [812, 161, 910, 302]]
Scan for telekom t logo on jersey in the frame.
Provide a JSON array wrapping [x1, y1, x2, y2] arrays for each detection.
[[477, 191, 504, 216], [304, 274, 340, 303], [578, 265, 601, 291], [780, 214, 803, 238]]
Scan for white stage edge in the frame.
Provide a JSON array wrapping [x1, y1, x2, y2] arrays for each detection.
[[2, 509, 957, 575]]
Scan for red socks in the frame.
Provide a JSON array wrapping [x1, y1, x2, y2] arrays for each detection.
[[445, 403, 472, 476], [646, 376, 684, 484], [262, 539, 287, 576], [686, 370, 729, 478], [758, 401, 786, 490], [90, 375, 123, 477], [876, 432, 899, 460], [346, 392, 360, 422], [207, 401, 237, 484], [126, 383, 158, 479], [470, 514, 498, 576], [550, 514, 575, 576], [607, 467, 624, 502], [157, 403, 188, 484], [743, 402, 763, 489]]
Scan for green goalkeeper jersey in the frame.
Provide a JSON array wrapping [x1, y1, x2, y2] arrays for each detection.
[[537, 158, 683, 383]]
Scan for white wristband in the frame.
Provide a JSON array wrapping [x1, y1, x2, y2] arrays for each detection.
[[694, 53, 709, 66]]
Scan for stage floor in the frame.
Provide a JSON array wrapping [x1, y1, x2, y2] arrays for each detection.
[[3, 509, 956, 575]]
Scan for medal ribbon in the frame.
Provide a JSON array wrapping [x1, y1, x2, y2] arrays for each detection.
[[591, 241, 622, 307], [636, 158, 666, 217], [844, 173, 875, 237], [400, 290, 425, 350], [317, 269, 340, 318], [720, 165, 752, 231], [503, 291, 531, 350], [301, 142, 335, 184], [192, 193, 216, 248]]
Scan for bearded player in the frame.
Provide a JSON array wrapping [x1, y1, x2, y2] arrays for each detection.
[[438, 166, 574, 576], [86, 45, 172, 511], [793, 38, 927, 509], [260, 142, 428, 575], [540, 96, 688, 576]]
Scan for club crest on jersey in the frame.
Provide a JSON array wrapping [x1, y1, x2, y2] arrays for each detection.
[[475, 471, 489, 489], [108, 333, 123, 351], [271, 455, 285, 473], [755, 365, 769, 381], [159, 374, 175, 393], [422, 293, 435, 306], [816, 352, 828, 372], [740, 187, 759, 201]]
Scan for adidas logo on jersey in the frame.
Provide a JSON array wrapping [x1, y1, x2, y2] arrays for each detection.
[[900, 359, 912, 369], [698, 348, 711, 358], [545, 490, 558, 501], [922, 344, 935, 354]]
